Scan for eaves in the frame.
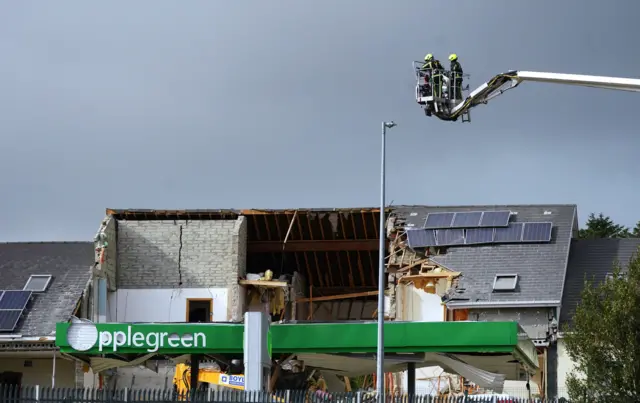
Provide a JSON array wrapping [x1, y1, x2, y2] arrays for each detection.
[[0, 338, 56, 352], [446, 300, 561, 309]]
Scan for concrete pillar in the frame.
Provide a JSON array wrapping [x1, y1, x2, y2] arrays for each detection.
[[244, 311, 272, 391]]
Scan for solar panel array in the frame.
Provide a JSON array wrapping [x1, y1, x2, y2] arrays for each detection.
[[0, 290, 32, 332], [423, 210, 511, 229], [406, 222, 553, 249]]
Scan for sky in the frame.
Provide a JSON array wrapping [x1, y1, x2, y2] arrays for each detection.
[[1, 0, 639, 241]]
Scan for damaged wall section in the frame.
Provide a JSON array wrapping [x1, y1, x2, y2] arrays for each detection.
[[116, 218, 246, 289]]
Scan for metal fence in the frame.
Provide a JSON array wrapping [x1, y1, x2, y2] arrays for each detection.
[[0, 385, 570, 403]]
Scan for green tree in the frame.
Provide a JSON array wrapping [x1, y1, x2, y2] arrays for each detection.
[[563, 248, 640, 402], [578, 213, 630, 239], [632, 221, 640, 238]]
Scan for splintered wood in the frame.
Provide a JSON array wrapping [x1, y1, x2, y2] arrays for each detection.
[[386, 214, 460, 296]]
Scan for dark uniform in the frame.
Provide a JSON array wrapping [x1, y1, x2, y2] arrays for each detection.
[[419, 55, 434, 96], [421, 58, 443, 98], [431, 59, 444, 98], [449, 54, 463, 100]]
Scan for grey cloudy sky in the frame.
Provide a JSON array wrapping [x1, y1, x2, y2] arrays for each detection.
[[1, 0, 639, 241]]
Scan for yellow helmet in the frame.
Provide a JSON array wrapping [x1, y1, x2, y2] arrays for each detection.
[[424, 53, 433, 61], [449, 53, 458, 61]]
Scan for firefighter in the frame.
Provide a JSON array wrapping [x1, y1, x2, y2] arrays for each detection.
[[419, 54, 434, 96], [449, 53, 463, 100], [420, 54, 443, 98]]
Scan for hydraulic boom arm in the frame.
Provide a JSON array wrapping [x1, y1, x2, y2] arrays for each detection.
[[449, 70, 640, 120]]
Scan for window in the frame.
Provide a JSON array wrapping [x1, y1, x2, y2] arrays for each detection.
[[186, 299, 212, 323], [493, 274, 518, 291], [23, 275, 52, 292]]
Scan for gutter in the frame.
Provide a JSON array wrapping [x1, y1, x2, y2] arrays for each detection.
[[446, 300, 561, 309], [0, 335, 55, 342]]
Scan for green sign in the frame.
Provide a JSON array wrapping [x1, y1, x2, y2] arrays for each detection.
[[56, 322, 243, 354], [56, 320, 537, 373]]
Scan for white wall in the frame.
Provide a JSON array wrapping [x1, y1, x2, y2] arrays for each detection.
[[398, 285, 445, 322], [556, 338, 576, 399], [107, 288, 228, 322], [397, 284, 446, 394], [0, 357, 76, 387]]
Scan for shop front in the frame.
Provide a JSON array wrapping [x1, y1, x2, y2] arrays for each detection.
[[56, 319, 538, 393]]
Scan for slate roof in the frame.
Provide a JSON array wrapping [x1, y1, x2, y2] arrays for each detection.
[[392, 204, 578, 306], [560, 238, 640, 326], [0, 242, 94, 337]]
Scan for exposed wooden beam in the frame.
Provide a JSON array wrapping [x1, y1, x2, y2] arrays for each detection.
[[311, 286, 377, 296], [296, 290, 379, 303], [248, 239, 380, 253]]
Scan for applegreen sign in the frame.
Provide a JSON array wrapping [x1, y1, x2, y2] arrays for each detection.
[[56, 322, 244, 354], [56, 320, 537, 373]]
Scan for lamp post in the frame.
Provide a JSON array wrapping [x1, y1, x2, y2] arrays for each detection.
[[377, 120, 396, 400]]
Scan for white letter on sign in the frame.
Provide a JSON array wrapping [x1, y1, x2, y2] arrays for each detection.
[[98, 331, 112, 352], [113, 331, 127, 352]]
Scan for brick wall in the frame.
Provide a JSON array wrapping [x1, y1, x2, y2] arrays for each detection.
[[228, 217, 247, 321], [115, 218, 247, 319]]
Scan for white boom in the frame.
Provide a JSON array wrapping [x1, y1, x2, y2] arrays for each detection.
[[414, 66, 640, 122], [449, 70, 640, 120]]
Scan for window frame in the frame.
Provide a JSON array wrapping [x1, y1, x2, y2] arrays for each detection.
[[23, 274, 53, 292], [492, 273, 519, 291], [185, 298, 213, 322]]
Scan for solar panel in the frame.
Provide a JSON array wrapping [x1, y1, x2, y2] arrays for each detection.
[[522, 222, 553, 242], [0, 310, 22, 332], [451, 211, 483, 228], [494, 223, 524, 243], [424, 212, 455, 229], [406, 229, 437, 248], [436, 229, 465, 246], [479, 211, 511, 227], [465, 228, 495, 245], [0, 291, 32, 310]]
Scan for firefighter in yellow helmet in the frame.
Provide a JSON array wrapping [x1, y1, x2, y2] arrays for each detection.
[[420, 54, 443, 98], [449, 53, 463, 100]]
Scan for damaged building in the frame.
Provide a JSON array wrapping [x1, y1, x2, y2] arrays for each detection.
[[386, 205, 577, 397], [71, 204, 574, 398], [87, 208, 385, 389]]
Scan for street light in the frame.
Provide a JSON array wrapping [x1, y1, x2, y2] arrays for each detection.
[[377, 120, 396, 400]]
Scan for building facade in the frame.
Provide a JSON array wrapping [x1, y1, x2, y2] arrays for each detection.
[[0, 242, 94, 387], [557, 238, 640, 399]]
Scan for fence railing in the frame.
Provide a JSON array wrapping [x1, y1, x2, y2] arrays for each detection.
[[0, 385, 570, 403]]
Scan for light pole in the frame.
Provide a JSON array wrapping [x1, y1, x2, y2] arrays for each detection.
[[377, 120, 396, 400]]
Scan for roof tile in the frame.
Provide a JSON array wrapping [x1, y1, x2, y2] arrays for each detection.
[[0, 242, 94, 336], [392, 204, 577, 305]]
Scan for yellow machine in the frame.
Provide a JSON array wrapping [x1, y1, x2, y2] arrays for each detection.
[[173, 363, 245, 395]]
